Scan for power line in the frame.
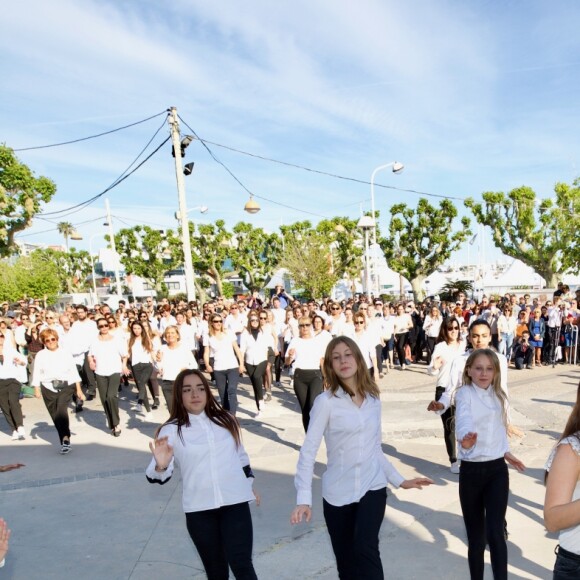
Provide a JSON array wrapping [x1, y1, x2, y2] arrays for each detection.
[[13, 110, 169, 152], [178, 115, 329, 218], [16, 215, 107, 238], [186, 130, 464, 202], [39, 133, 171, 219]]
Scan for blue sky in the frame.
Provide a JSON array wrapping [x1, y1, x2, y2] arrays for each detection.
[[2, 0, 579, 266]]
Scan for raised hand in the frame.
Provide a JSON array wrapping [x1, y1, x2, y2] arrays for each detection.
[[0, 464, 25, 473], [149, 436, 174, 470]]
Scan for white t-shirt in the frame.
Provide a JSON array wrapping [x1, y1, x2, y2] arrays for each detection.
[[31, 348, 81, 391], [89, 336, 128, 376], [158, 344, 197, 381], [204, 331, 239, 371], [286, 336, 326, 370]]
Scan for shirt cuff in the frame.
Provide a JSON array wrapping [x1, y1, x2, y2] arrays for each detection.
[[388, 471, 405, 488], [145, 457, 174, 481], [296, 489, 312, 507]]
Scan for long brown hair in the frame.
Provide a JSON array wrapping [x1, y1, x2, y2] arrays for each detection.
[[323, 336, 380, 399], [157, 369, 242, 446], [461, 349, 509, 429], [436, 315, 462, 345], [128, 321, 153, 353], [559, 381, 580, 443]]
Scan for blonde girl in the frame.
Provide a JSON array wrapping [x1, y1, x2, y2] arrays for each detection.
[[455, 349, 525, 580]]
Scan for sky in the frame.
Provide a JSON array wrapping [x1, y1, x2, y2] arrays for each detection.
[[2, 0, 579, 268]]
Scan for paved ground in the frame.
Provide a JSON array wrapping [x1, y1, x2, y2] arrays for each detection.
[[1, 362, 579, 579]]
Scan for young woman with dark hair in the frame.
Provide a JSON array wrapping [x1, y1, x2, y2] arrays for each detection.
[[147, 369, 259, 580], [544, 380, 580, 579], [427, 316, 465, 474], [127, 321, 155, 419], [291, 337, 432, 579]]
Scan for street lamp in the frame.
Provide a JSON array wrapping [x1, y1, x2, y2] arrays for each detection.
[[357, 215, 374, 299], [89, 233, 105, 306], [244, 195, 260, 214], [370, 161, 404, 295], [174, 205, 208, 220]]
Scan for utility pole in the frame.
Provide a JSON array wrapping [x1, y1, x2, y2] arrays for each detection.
[[105, 198, 123, 297], [168, 107, 196, 302]]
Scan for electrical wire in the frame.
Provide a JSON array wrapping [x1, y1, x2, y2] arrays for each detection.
[[16, 215, 108, 238], [178, 116, 329, 219], [13, 110, 169, 152], [38, 134, 171, 219], [181, 121, 463, 202]]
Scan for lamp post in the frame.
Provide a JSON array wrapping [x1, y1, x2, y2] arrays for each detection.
[[357, 215, 374, 299], [89, 233, 104, 306], [370, 161, 404, 295]]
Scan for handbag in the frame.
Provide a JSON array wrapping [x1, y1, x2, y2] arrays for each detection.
[[52, 380, 68, 391]]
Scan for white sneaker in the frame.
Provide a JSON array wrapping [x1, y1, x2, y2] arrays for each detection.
[[17, 426, 26, 440], [274, 381, 281, 387], [450, 461, 460, 474], [255, 410, 262, 419], [12, 431, 19, 441], [135, 403, 143, 413]]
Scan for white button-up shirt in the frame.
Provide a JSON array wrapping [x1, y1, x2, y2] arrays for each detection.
[[295, 388, 405, 507], [455, 384, 510, 461], [145, 412, 255, 513]]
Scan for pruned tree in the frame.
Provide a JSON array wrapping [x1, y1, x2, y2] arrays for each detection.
[[316, 217, 364, 292], [280, 221, 338, 299], [38, 248, 93, 293], [113, 226, 180, 296], [229, 222, 282, 291], [188, 219, 232, 297], [0, 144, 57, 257], [465, 182, 579, 288], [379, 198, 471, 302], [13, 252, 61, 303]]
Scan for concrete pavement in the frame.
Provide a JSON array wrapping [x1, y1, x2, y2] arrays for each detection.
[[1, 362, 579, 579]]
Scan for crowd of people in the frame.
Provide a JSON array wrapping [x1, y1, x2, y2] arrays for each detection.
[[1, 282, 579, 578]]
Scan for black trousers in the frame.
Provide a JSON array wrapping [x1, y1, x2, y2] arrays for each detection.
[[375, 344, 383, 374], [459, 458, 509, 580], [161, 379, 174, 410], [426, 336, 437, 363], [245, 360, 267, 409], [80, 353, 97, 396], [185, 502, 257, 580], [515, 349, 534, 369], [0, 378, 23, 432], [41, 384, 74, 443], [293, 368, 323, 431], [214, 368, 240, 415], [553, 545, 580, 580], [132, 362, 153, 412], [394, 332, 408, 366], [95, 373, 121, 430], [435, 387, 457, 463], [323, 487, 387, 580]]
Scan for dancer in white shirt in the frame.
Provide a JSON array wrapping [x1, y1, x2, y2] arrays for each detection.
[[455, 349, 525, 580], [147, 369, 259, 579], [291, 336, 432, 579], [32, 329, 83, 454]]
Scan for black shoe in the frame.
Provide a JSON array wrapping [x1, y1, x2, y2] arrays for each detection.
[[75, 401, 84, 413], [152, 397, 160, 410], [86, 394, 94, 401], [112, 428, 121, 437]]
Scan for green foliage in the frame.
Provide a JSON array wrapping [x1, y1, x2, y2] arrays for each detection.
[[222, 282, 235, 298], [379, 198, 471, 302], [0, 252, 61, 302], [0, 145, 57, 257], [230, 222, 282, 291], [439, 279, 474, 302], [35, 248, 93, 293], [185, 219, 232, 297], [465, 182, 580, 288], [114, 226, 180, 296], [280, 221, 338, 299]]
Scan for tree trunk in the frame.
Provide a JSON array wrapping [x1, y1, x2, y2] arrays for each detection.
[[537, 269, 559, 291], [410, 275, 426, 302]]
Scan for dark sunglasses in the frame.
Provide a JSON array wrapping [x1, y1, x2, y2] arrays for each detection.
[[98, 324, 108, 329], [299, 323, 311, 328]]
